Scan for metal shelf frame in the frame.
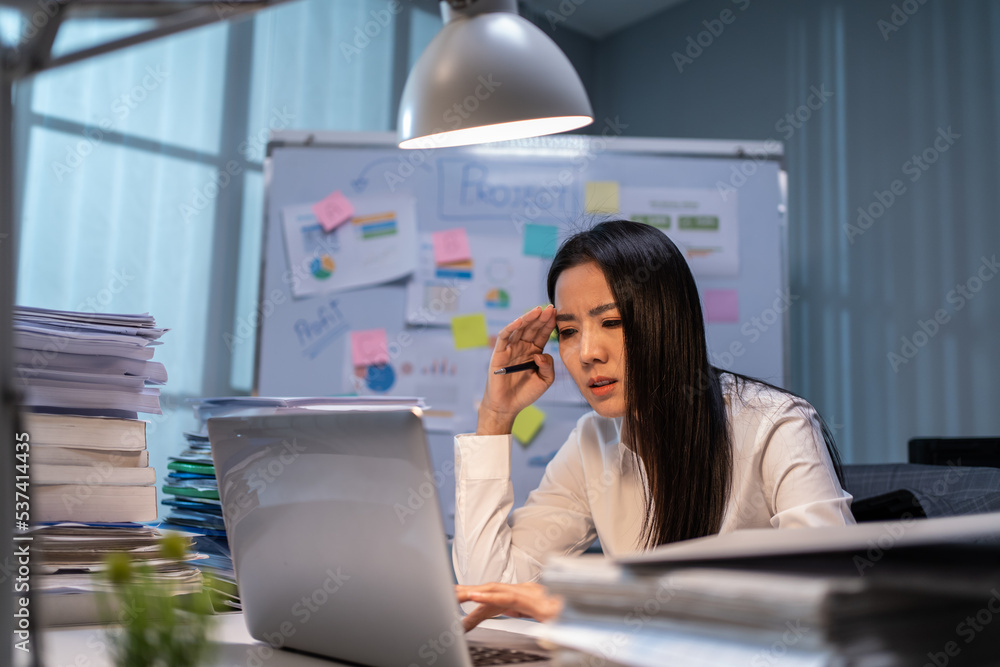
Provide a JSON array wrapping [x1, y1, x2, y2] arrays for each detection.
[[0, 1, 295, 663]]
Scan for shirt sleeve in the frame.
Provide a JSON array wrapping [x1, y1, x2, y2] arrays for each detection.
[[452, 427, 597, 586], [757, 397, 856, 529]]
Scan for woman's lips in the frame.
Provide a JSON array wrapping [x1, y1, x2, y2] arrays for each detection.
[[588, 378, 618, 397]]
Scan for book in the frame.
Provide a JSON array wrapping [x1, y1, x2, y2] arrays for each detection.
[[22, 413, 146, 450], [32, 447, 148, 467], [34, 463, 155, 486], [35, 485, 157, 523]]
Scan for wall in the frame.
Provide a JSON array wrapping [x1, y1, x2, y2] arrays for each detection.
[[591, 0, 1000, 462]]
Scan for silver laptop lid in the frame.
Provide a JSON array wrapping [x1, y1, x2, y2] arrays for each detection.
[[208, 409, 471, 667]]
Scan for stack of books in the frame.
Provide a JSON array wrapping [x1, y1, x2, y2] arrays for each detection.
[[540, 513, 1000, 667], [161, 419, 236, 612], [13, 306, 177, 624], [24, 413, 157, 522]]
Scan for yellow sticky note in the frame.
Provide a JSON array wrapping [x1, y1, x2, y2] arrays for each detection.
[[451, 313, 489, 349], [512, 405, 546, 446], [585, 181, 620, 214]]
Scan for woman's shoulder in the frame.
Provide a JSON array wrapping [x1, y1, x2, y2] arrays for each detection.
[[721, 373, 818, 422]]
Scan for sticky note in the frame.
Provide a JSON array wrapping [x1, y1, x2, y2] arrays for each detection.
[[585, 182, 620, 214], [312, 190, 354, 232], [512, 405, 546, 446], [523, 224, 559, 258], [350, 328, 390, 366], [432, 228, 472, 265], [451, 314, 489, 349], [703, 290, 739, 323]]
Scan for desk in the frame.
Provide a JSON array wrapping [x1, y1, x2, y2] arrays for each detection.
[[31, 614, 550, 667]]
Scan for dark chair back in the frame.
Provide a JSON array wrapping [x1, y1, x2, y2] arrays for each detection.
[[909, 437, 1000, 468]]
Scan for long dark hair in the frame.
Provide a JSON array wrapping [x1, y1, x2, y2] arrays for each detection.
[[546, 220, 844, 549]]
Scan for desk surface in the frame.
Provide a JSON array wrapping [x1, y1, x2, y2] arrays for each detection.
[[31, 614, 548, 667]]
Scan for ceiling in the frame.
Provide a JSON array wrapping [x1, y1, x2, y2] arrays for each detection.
[[522, 0, 689, 39]]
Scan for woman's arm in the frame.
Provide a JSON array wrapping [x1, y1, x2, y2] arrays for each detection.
[[452, 426, 598, 586], [452, 305, 597, 585]]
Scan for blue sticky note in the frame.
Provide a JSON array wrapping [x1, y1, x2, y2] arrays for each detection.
[[523, 224, 558, 258]]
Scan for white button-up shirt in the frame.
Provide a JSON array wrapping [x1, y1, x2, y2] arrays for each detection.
[[452, 378, 855, 585]]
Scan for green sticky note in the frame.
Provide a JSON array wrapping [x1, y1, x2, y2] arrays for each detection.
[[451, 313, 490, 349], [512, 405, 546, 446], [523, 224, 559, 258]]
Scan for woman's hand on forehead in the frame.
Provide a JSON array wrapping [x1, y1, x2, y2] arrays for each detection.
[[505, 304, 556, 349]]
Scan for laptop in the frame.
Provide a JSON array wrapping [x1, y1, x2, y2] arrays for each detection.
[[208, 407, 551, 667]]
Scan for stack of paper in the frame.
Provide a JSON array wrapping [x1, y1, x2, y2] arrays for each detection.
[[33, 523, 204, 626], [540, 513, 1000, 666], [13, 306, 167, 418]]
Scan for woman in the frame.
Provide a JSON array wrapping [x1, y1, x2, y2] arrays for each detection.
[[454, 220, 853, 628]]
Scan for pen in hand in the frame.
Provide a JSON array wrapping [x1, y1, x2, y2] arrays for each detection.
[[493, 361, 540, 375]]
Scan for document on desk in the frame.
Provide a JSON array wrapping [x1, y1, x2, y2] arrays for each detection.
[[281, 194, 418, 298], [542, 517, 1000, 667], [617, 511, 1000, 565]]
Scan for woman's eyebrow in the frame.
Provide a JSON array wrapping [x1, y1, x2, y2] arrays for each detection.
[[588, 303, 618, 316], [555, 303, 618, 322]]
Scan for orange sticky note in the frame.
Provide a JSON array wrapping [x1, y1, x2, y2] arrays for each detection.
[[432, 228, 472, 265], [350, 328, 390, 366], [312, 190, 354, 232]]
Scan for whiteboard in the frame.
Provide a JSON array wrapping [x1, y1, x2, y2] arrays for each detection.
[[256, 131, 787, 535]]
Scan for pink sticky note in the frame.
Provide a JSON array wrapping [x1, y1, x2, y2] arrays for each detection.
[[703, 290, 740, 323], [312, 190, 354, 233], [432, 228, 472, 265], [350, 329, 390, 366]]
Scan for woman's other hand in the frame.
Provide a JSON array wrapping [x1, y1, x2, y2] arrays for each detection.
[[455, 582, 563, 632], [476, 305, 556, 435]]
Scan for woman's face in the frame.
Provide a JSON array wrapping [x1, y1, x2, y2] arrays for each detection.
[[553, 262, 626, 419]]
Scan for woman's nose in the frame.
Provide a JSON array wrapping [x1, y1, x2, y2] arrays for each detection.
[[578, 328, 608, 365]]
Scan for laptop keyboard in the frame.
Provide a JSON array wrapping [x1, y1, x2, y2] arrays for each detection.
[[469, 645, 548, 665]]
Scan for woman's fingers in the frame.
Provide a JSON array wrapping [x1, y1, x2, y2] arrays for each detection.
[[461, 602, 503, 632], [455, 582, 563, 631], [507, 306, 541, 346], [533, 354, 555, 383], [527, 307, 557, 349], [508, 306, 554, 350]]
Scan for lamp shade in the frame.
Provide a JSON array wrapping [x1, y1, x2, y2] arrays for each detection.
[[397, 0, 594, 149]]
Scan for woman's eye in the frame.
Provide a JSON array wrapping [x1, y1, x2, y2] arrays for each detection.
[[557, 328, 576, 338], [603, 319, 622, 329]]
